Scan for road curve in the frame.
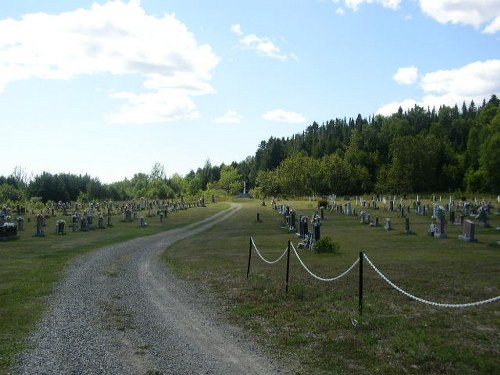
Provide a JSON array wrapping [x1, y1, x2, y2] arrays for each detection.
[[15, 204, 291, 374]]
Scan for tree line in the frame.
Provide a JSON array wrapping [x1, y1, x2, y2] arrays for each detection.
[[1, 96, 499, 205]]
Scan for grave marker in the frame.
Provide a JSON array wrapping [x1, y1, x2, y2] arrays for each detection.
[[459, 220, 477, 242]]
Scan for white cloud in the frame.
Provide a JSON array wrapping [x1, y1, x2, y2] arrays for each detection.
[[262, 109, 306, 123], [332, 0, 401, 12], [377, 59, 500, 115], [336, 7, 346, 16], [393, 66, 419, 85], [233, 26, 296, 61], [419, 0, 500, 33], [213, 110, 243, 124], [230, 23, 243, 36], [0, 0, 219, 123]]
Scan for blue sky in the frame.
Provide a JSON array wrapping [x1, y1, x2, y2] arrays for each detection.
[[1, 0, 499, 183]]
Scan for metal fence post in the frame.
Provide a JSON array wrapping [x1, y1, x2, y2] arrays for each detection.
[[359, 251, 364, 315], [246, 236, 253, 278], [285, 240, 291, 293]]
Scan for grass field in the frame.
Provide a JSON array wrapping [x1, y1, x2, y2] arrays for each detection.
[[163, 198, 500, 375], [0, 203, 229, 372]]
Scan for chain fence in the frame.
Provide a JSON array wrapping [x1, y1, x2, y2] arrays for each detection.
[[290, 242, 359, 282], [250, 237, 288, 264], [248, 237, 500, 309], [363, 253, 500, 308]]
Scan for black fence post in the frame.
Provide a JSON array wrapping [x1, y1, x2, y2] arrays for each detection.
[[285, 240, 291, 293], [359, 251, 364, 315], [246, 236, 253, 278]]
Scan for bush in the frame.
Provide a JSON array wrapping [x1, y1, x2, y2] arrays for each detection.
[[314, 236, 340, 254], [317, 199, 328, 209]]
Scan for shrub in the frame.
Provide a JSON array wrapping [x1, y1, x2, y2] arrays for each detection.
[[314, 236, 340, 254], [317, 199, 328, 209]]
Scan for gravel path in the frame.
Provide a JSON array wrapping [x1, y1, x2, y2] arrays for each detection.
[[15, 204, 291, 374]]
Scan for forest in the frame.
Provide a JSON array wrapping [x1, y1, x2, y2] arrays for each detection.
[[1, 95, 499, 205]]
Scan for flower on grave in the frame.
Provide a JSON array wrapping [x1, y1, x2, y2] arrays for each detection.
[[57, 219, 66, 225], [433, 205, 445, 218]]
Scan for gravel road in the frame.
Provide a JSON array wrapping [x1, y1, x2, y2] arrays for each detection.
[[15, 204, 292, 374]]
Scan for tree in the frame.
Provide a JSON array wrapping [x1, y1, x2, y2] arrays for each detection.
[[217, 165, 242, 194]]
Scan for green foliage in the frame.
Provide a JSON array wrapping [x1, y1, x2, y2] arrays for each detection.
[[313, 236, 340, 254], [0, 184, 23, 203], [317, 199, 328, 209], [1, 96, 499, 201]]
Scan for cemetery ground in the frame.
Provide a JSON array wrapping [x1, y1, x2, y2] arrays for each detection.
[[163, 199, 499, 375], [0, 203, 229, 372], [1, 198, 498, 374]]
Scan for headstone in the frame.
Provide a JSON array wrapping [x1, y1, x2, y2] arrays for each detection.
[[475, 206, 490, 227], [384, 218, 392, 231], [459, 220, 477, 242], [404, 217, 411, 234], [36, 214, 45, 236], [299, 214, 304, 237], [359, 211, 366, 224], [16, 216, 24, 231], [449, 211, 455, 225], [314, 219, 321, 241], [346, 202, 352, 215], [56, 220, 65, 235]]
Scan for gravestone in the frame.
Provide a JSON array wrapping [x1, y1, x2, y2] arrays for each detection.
[[107, 215, 113, 227], [36, 214, 45, 237], [431, 205, 447, 238], [313, 216, 321, 241], [299, 214, 304, 237], [125, 209, 132, 222], [384, 218, 392, 231], [404, 217, 412, 234], [56, 220, 65, 235], [291, 210, 296, 230], [80, 217, 88, 232], [459, 220, 477, 242], [449, 211, 455, 225], [475, 206, 490, 227], [359, 211, 366, 224], [98, 215, 105, 229], [346, 202, 352, 215], [302, 217, 309, 236], [17, 216, 24, 231]]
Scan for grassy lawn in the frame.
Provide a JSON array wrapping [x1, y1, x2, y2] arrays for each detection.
[[0, 202, 229, 371], [163, 198, 500, 375]]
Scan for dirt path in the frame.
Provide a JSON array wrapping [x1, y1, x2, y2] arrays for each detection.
[[16, 204, 290, 374]]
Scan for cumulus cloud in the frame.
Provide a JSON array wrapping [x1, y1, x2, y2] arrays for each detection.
[[393, 66, 419, 85], [377, 59, 500, 115], [213, 110, 243, 124], [0, 0, 219, 123], [333, 0, 401, 12], [231, 23, 296, 61], [262, 109, 306, 123], [419, 0, 500, 33]]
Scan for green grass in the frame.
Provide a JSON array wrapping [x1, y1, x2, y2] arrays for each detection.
[[0, 202, 229, 371], [163, 199, 500, 375]]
